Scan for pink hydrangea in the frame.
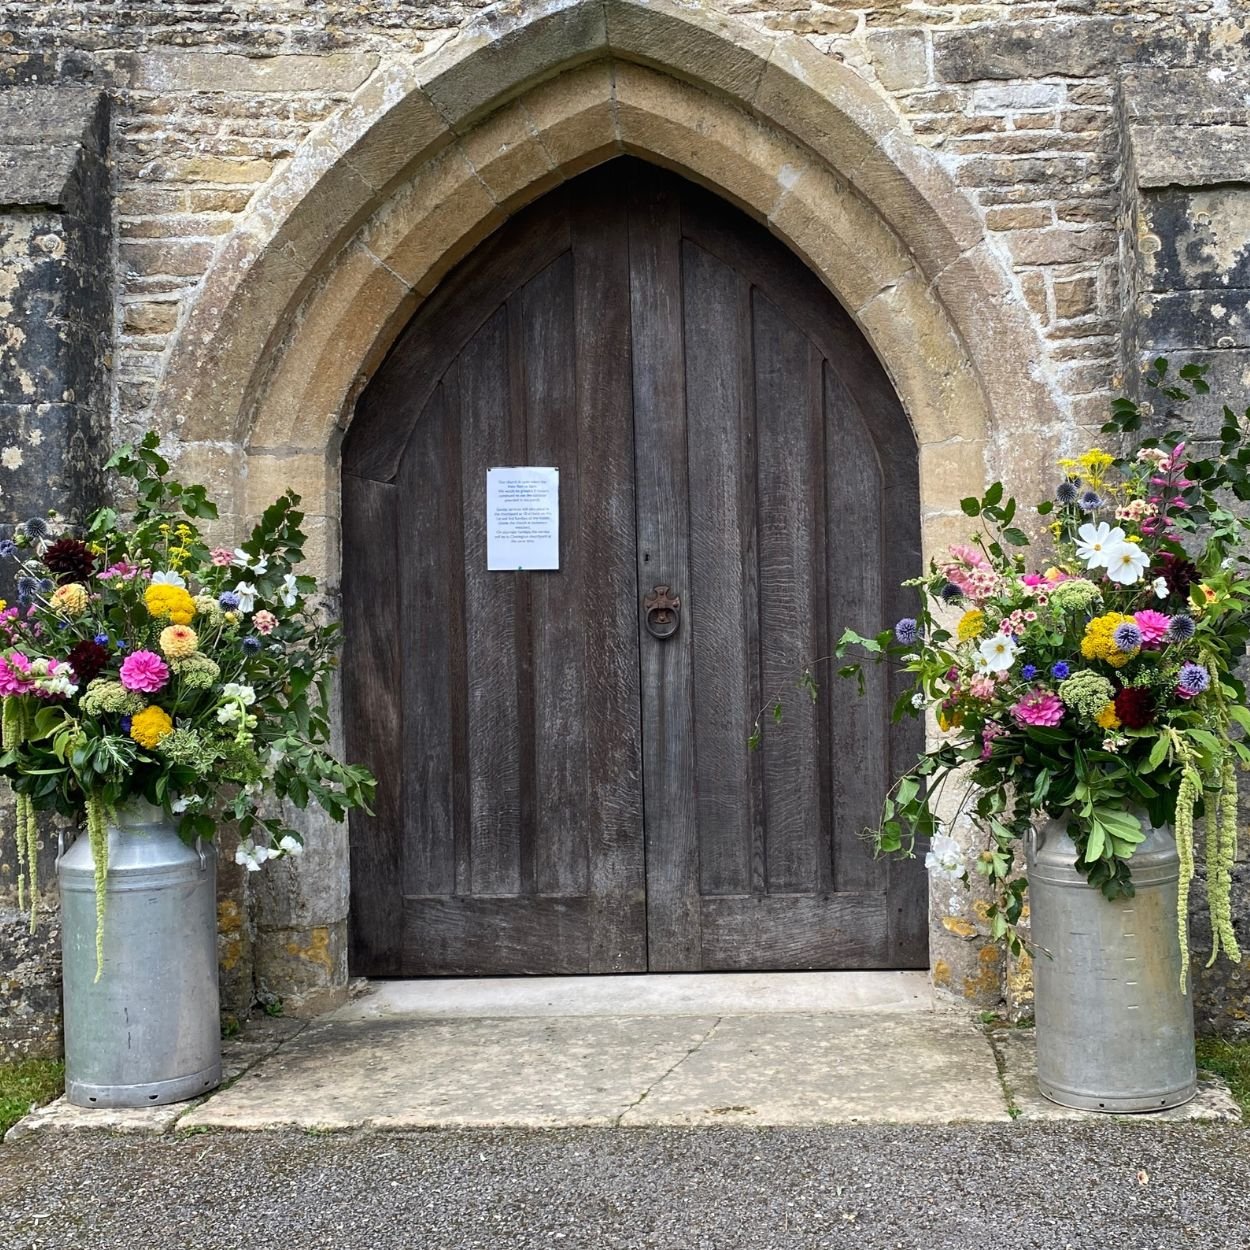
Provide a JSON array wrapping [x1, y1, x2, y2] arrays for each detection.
[[252, 610, 278, 635], [0, 652, 33, 696], [1011, 689, 1064, 727], [119, 649, 169, 693], [1133, 610, 1171, 649]]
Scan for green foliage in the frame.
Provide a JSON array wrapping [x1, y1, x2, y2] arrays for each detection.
[[1195, 1037, 1250, 1115], [0, 1059, 64, 1135]]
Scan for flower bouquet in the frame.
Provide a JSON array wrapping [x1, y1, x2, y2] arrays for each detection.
[[827, 360, 1247, 976], [0, 434, 374, 970]]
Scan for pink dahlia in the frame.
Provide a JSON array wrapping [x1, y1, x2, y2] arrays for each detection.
[[0, 652, 33, 696], [1133, 610, 1171, 649], [1011, 689, 1064, 727], [119, 649, 169, 693]]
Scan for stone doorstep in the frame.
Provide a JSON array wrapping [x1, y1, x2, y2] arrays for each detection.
[[5, 978, 1238, 1137]]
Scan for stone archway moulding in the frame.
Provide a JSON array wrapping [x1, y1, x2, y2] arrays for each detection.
[[164, 0, 1060, 557]]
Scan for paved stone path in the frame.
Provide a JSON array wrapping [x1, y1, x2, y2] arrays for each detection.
[[8, 973, 1238, 1137]]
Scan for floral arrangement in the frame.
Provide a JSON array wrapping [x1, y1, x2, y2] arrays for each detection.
[[821, 360, 1249, 979], [0, 434, 374, 972]]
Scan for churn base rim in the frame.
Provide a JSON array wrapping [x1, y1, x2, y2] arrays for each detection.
[[1038, 1079, 1198, 1115], [66, 1061, 222, 1110]]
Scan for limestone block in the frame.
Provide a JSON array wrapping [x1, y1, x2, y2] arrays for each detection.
[[157, 156, 275, 186], [519, 61, 617, 176], [419, 0, 608, 132], [969, 83, 1065, 114], [1007, 227, 1115, 266], [252, 802, 350, 932], [121, 301, 179, 335], [768, 168, 912, 314], [919, 440, 990, 504], [124, 51, 379, 95], [360, 144, 502, 295], [253, 920, 349, 1016], [1140, 186, 1250, 293], [460, 99, 559, 209], [243, 451, 334, 517], [605, 0, 775, 100], [864, 30, 928, 92], [1053, 275, 1098, 321], [119, 239, 215, 279], [169, 441, 245, 509], [1143, 289, 1250, 351], [614, 63, 792, 228]]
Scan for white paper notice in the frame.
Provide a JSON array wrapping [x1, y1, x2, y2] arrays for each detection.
[[486, 467, 560, 571]]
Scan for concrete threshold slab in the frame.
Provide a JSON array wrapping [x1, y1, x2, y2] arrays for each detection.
[[337, 971, 935, 1021]]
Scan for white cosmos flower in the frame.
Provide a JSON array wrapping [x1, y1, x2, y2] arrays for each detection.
[[1075, 521, 1127, 569], [1153, 576, 1169, 600], [232, 582, 258, 613], [1105, 541, 1149, 585], [977, 632, 1019, 674], [150, 569, 186, 588], [925, 832, 965, 881]]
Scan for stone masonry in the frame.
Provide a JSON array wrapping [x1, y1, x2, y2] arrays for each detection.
[[0, 0, 1248, 1054]]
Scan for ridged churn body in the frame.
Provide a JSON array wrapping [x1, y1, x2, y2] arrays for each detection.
[[58, 800, 222, 1108], [1028, 814, 1196, 1113]]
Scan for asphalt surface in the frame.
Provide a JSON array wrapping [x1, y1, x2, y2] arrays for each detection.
[[2, 1123, 1249, 1249]]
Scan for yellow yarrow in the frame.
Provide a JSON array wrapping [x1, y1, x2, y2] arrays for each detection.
[[50, 582, 88, 616], [1058, 448, 1116, 490], [1095, 702, 1121, 730], [129, 705, 173, 749], [937, 707, 963, 732], [144, 583, 196, 626], [957, 610, 986, 642], [159, 624, 198, 659], [1081, 612, 1138, 668]]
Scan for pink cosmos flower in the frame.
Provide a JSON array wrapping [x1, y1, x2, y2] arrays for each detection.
[[119, 649, 170, 693], [1133, 610, 1171, 649], [252, 610, 278, 635], [1011, 689, 1064, 727], [210, 547, 235, 567]]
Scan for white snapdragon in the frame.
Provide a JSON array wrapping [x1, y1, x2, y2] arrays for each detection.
[[925, 833, 965, 881], [233, 548, 270, 577], [232, 582, 258, 614], [222, 682, 256, 705], [277, 574, 299, 608]]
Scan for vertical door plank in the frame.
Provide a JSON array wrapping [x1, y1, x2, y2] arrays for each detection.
[[752, 291, 824, 894], [630, 170, 701, 970], [520, 253, 590, 898], [458, 307, 524, 897], [681, 240, 756, 897], [574, 170, 647, 971], [343, 471, 403, 974], [824, 368, 888, 893], [398, 385, 459, 898]]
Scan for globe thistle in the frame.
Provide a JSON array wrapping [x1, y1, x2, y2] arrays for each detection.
[[1056, 480, 1080, 506], [1079, 490, 1103, 512], [0, 539, 17, 559], [939, 582, 964, 604], [219, 591, 240, 610], [894, 617, 920, 645], [1112, 622, 1142, 653], [1177, 662, 1210, 698], [22, 517, 49, 541], [16, 576, 39, 605], [241, 635, 261, 655], [42, 537, 96, 583], [1168, 614, 1195, 642]]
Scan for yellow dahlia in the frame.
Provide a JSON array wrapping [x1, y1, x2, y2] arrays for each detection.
[[159, 624, 198, 659], [144, 583, 196, 625], [129, 705, 173, 749], [50, 582, 89, 616]]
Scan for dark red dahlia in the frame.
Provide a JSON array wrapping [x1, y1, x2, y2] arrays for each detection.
[[43, 538, 97, 584], [1114, 686, 1154, 730], [1154, 552, 1198, 601], [67, 640, 108, 685]]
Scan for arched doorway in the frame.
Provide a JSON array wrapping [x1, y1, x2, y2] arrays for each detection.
[[342, 158, 924, 977]]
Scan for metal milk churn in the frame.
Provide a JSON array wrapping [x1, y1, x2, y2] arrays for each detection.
[[59, 799, 222, 1108], [1028, 814, 1196, 1113]]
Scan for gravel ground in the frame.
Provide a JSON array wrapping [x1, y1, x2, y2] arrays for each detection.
[[2, 1123, 1248, 1249]]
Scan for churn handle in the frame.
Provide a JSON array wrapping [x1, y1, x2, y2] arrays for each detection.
[[195, 836, 207, 871]]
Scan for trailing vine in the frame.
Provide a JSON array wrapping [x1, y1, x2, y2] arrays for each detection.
[[84, 793, 109, 981]]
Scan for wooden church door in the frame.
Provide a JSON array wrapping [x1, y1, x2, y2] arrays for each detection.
[[342, 159, 924, 977]]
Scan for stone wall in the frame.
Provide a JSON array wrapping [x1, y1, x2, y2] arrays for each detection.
[[0, 0, 1248, 1051]]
